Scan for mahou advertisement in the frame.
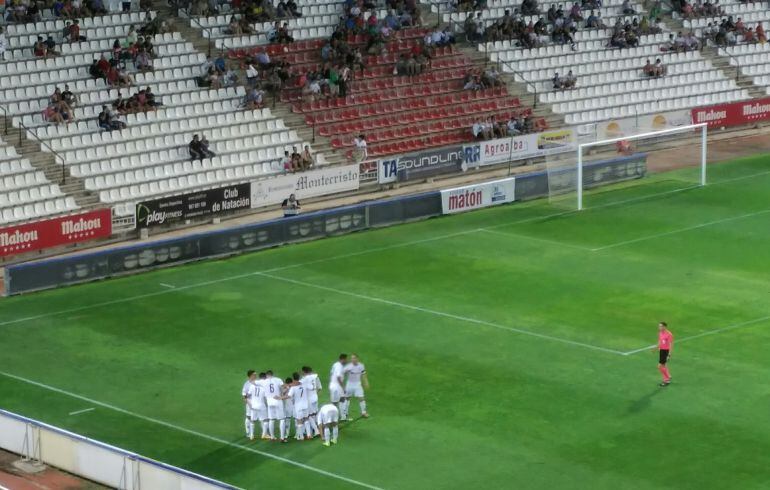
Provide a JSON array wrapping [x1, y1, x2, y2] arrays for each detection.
[[0, 209, 112, 257], [691, 98, 770, 128]]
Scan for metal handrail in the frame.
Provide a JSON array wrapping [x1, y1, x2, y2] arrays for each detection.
[[18, 119, 67, 185], [186, 11, 215, 57], [497, 57, 538, 109], [0, 106, 66, 183]]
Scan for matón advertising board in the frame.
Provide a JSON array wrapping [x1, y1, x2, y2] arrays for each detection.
[[440, 177, 516, 215]]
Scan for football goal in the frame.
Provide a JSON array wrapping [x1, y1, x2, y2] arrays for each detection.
[[546, 123, 708, 211]]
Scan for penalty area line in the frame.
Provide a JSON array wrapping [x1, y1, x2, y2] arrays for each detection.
[[0, 370, 384, 490], [255, 272, 627, 356], [68, 407, 96, 416]]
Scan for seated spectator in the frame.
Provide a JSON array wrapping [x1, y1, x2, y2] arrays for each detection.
[[243, 87, 265, 109], [552, 71, 564, 89], [290, 145, 303, 170], [88, 0, 107, 14], [43, 104, 65, 125], [0, 28, 8, 60], [756, 23, 766, 43], [286, 0, 301, 17], [643, 58, 655, 76], [189, 134, 213, 161], [200, 135, 216, 159], [384, 10, 401, 30], [301, 145, 314, 170], [507, 115, 523, 135], [569, 3, 583, 21], [33, 37, 49, 57], [463, 71, 483, 91], [621, 0, 636, 14], [44, 35, 60, 56], [661, 33, 676, 51], [277, 22, 294, 43], [563, 70, 577, 88], [743, 27, 756, 43], [98, 105, 125, 131], [585, 10, 604, 29], [282, 150, 295, 172], [136, 48, 153, 72], [521, 0, 539, 15], [352, 134, 367, 162], [653, 58, 666, 77], [684, 32, 699, 50], [113, 92, 128, 113], [471, 119, 486, 140], [70, 19, 86, 42]]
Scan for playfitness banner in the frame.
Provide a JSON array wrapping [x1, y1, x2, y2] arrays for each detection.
[[250, 164, 360, 208], [691, 98, 770, 128], [440, 177, 516, 215], [136, 183, 251, 228], [0, 209, 112, 257]]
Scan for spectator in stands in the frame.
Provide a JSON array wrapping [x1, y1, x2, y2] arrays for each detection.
[[482, 67, 503, 87], [352, 134, 367, 162], [53, 0, 65, 17], [70, 19, 86, 42], [563, 70, 576, 88], [621, 0, 636, 14], [725, 28, 737, 46], [301, 145, 314, 170], [277, 22, 294, 43], [0, 28, 7, 60], [200, 135, 216, 158], [33, 37, 49, 57], [552, 71, 564, 89], [464, 12, 483, 42], [290, 146, 303, 170], [521, 0, 539, 16], [653, 58, 666, 77], [43, 104, 66, 125], [244, 87, 265, 109], [188, 135, 211, 161], [99, 105, 126, 131], [756, 23, 766, 43], [507, 115, 523, 135], [463, 70, 483, 91], [585, 10, 604, 29], [282, 150, 295, 172], [44, 35, 60, 56]]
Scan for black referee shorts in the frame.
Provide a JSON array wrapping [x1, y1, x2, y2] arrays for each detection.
[[659, 349, 670, 364]]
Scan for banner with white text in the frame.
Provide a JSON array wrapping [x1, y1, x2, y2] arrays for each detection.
[[250, 164, 360, 208]]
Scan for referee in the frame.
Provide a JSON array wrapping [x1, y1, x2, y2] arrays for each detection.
[[657, 322, 673, 387]]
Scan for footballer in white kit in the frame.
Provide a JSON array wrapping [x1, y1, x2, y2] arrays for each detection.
[[286, 372, 314, 440], [264, 370, 285, 441], [343, 354, 369, 418], [329, 354, 348, 405], [253, 373, 270, 439], [301, 366, 322, 437], [316, 403, 340, 446], [242, 370, 257, 439]]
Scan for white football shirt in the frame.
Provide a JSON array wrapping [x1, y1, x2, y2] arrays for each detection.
[[265, 377, 283, 406], [303, 373, 321, 403], [288, 383, 309, 409], [329, 362, 345, 389], [344, 362, 366, 385]]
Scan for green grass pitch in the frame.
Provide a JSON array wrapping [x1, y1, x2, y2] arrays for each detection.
[[2, 155, 770, 490]]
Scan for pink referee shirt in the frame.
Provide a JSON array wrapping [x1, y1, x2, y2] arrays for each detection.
[[658, 330, 673, 350]]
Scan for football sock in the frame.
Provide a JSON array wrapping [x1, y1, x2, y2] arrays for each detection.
[[324, 427, 330, 443], [279, 419, 287, 440], [332, 426, 338, 441], [304, 421, 313, 438], [658, 365, 667, 380], [245, 418, 250, 435], [261, 421, 269, 437], [268, 420, 275, 438], [359, 400, 367, 414], [662, 366, 671, 381], [296, 422, 304, 440], [247, 420, 253, 438], [309, 416, 320, 435]]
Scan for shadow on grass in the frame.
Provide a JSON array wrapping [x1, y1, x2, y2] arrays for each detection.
[[626, 388, 664, 415]]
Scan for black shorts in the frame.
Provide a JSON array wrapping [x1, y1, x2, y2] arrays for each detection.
[[659, 349, 670, 364]]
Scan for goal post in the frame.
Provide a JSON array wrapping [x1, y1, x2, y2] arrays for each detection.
[[547, 123, 708, 211]]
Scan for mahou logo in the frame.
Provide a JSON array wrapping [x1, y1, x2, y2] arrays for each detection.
[[0, 209, 111, 257]]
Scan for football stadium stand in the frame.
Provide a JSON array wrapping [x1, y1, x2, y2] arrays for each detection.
[[1, 0, 770, 244]]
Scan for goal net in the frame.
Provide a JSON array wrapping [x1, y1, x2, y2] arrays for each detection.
[[546, 123, 708, 211]]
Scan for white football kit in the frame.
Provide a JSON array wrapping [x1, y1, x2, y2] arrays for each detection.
[[288, 383, 310, 419], [344, 362, 366, 398], [304, 373, 322, 413], [317, 403, 340, 426], [251, 379, 268, 421], [241, 380, 253, 417], [265, 377, 285, 419], [329, 361, 345, 402]]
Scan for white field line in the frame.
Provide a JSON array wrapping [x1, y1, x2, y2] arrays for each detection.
[[0, 370, 383, 490], [592, 208, 770, 252], [478, 228, 594, 251], [159, 283, 176, 289], [68, 407, 96, 416], [255, 272, 627, 356], [622, 314, 770, 356], [2, 167, 769, 345]]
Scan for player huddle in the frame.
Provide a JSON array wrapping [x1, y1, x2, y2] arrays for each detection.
[[241, 354, 369, 447]]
